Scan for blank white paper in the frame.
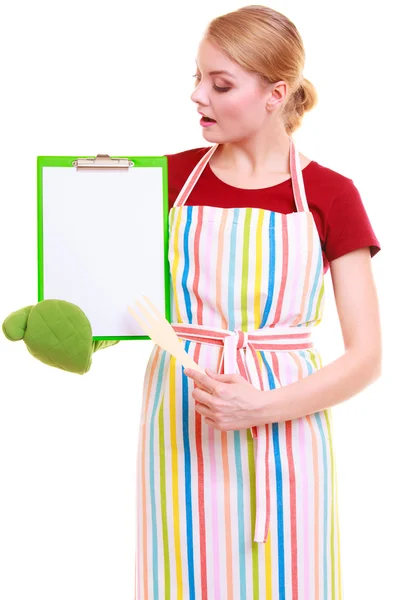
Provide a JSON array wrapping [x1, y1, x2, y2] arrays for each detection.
[[41, 165, 167, 338]]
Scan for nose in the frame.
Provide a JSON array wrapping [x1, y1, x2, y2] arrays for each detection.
[[190, 84, 208, 106]]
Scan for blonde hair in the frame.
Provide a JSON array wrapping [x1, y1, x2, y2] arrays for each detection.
[[203, 5, 318, 136]]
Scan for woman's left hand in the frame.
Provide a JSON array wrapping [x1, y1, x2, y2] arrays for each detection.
[[184, 367, 271, 431]]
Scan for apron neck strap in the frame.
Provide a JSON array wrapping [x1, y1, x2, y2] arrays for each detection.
[[173, 137, 310, 212]]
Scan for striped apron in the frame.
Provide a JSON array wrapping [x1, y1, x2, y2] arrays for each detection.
[[136, 138, 342, 599]]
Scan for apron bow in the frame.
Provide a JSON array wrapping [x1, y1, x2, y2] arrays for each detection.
[[170, 321, 314, 543]]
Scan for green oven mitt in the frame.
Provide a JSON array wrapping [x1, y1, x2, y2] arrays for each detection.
[[2, 299, 119, 375]]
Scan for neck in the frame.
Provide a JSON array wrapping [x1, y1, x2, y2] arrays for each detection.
[[214, 128, 292, 176]]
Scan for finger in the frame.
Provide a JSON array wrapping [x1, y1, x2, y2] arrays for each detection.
[[184, 368, 216, 394], [204, 416, 219, 429], [206, 368, 241, 382], [195, 402, 218, 426], [193, 381, 209, 392], [195, 400, 214, 418], [192, 387, 213, 408]]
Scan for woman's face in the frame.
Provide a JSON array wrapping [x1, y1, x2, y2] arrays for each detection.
[[190, 38, 286, 142]]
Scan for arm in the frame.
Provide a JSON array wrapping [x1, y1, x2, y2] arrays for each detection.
[[262, 247, 382, 423]]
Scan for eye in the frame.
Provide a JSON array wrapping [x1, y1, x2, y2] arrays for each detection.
[[192, 74, 230, 93]]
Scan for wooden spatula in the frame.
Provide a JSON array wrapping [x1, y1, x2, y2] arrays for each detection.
[[128, 295, 206, 375]]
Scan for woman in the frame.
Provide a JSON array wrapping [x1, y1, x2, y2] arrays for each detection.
[[136, 5, 381, 600]]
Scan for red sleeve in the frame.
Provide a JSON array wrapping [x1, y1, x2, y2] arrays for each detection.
[[324, 178, 381, 261]]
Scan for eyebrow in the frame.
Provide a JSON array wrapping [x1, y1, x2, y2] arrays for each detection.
[[195, 61, 236, 78]]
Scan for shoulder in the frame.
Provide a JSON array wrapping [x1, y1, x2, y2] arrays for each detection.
[[310, 162, 381, 261], [164, 146, 211, 207], [307, 160, 374, 221], [302, 159, 381, 267], [304, 159, 364, 228], [305, 159, 354, 193]]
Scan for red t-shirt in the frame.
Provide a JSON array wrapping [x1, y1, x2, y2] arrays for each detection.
[[165, 146, 381, 275]]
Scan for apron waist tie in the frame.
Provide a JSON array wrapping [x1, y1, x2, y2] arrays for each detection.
[[170, 322, 314, 543]]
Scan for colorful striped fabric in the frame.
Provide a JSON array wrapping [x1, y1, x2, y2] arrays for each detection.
[[135, 138, 342, 599]]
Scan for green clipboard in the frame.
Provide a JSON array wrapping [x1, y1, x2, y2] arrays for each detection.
[[36, 153, 171, 341]]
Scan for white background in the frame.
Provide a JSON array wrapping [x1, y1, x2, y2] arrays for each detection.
[[0, 1, 397, 598]]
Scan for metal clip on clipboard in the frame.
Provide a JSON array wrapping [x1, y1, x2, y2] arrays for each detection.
[[72, 154, 135, 171]]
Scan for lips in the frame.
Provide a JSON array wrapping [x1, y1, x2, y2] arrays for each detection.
[[198, 111, 215, 120]]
